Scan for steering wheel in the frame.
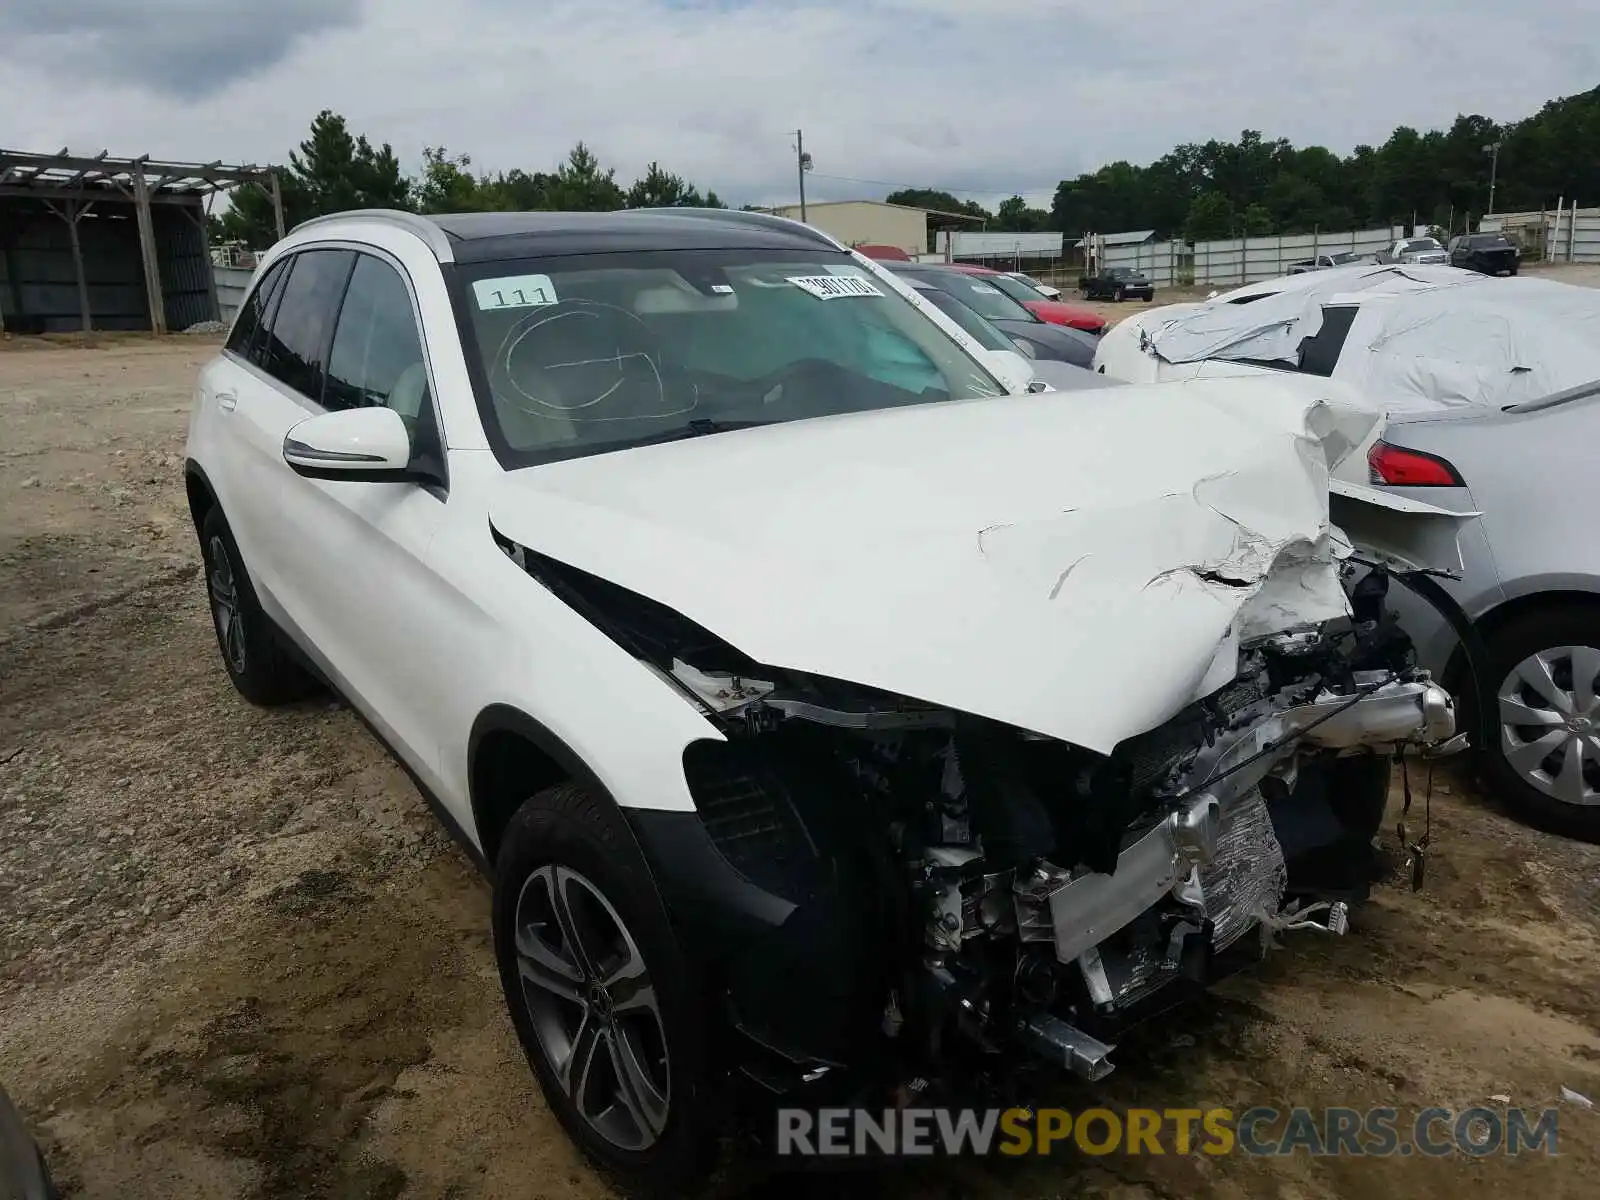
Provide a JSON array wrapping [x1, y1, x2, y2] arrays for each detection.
[[488, 300, 694, 426]]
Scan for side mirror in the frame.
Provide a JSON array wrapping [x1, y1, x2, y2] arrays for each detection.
[[283, 407, 416, 482], [980, 347, 1039, 394]]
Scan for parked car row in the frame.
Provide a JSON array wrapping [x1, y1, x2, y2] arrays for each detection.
[[187, 206, 1468, 1189], [1094, 260, 1600, 835]]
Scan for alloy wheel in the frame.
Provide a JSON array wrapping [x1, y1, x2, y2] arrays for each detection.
[[1498, 645, 1600, 807], [206, 535, 247, 674], [514, 864, 670, 1151]]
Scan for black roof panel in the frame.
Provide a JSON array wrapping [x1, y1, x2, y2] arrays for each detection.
[[426, 210, 839, 262]]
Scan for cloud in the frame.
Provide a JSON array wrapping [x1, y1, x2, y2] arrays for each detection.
[[0, 0, 1593, 208], [0, 0, 361, 99]]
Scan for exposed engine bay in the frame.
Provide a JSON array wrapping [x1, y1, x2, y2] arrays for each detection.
[[498, 534, 1462, 1098]]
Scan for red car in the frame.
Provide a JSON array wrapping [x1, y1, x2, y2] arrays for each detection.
[[943, 263, 1106, 335]]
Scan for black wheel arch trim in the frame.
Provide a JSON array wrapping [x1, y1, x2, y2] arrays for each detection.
[[467, 705, 795, 946], [184, 458, 221, 529]]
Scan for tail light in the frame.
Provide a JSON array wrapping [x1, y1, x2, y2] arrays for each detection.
[[1368, 440, 1464, 487]]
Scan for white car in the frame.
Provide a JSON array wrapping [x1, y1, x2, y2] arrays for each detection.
[[1093, 264, 1600, 475], [185, 208, 1462, 1187], [1383, 236, 1449, 265], [1002, 269, 1062, 299]]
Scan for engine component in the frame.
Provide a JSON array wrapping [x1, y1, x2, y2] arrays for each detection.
[[1023, 788, 1222, 967]]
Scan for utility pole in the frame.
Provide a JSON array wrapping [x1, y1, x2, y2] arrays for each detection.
[[794, 130, 812, 222], [1484, 141, 1502, 216]]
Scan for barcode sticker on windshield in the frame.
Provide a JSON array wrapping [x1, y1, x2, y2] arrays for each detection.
[[969, 283, 1001, 295], [787, 274, 884, 300], [473, 274, 559, 310]]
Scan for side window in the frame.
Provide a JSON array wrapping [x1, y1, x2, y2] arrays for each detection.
[[259, 249, 356, 402], [225, 259, 287, 360], [324, 255, 429, 417]]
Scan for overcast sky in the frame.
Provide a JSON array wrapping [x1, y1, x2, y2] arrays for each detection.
[[2, 0, 1596, 211]]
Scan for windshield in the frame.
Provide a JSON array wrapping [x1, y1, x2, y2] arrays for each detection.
[[1329, 251, 1362, 264], [1467, 235, 1512, 248], [1402, 239, 1443, 253], [1106, 268, 1134, 279], [904, 270, 1040, 324], [456, 249, 1005, 466], [913, 287, 1013, 350]]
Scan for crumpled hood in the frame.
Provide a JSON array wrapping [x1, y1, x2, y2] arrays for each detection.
[[490, 378, 1408, 753]]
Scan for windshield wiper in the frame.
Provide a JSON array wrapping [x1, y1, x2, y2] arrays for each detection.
[[620, 418, 776, 449]]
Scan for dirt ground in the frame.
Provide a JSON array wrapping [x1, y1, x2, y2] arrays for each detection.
[[2, 308, 1598, 1199]]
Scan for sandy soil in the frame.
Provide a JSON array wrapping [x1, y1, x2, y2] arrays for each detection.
[[2, 333, 1597, 1199]]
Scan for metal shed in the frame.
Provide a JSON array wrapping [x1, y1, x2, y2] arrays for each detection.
[[0, 149, 284, 334]]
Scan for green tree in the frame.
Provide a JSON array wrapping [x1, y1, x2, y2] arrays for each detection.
[[993, 194, 1050, 232], [1183, 191, 1235, 242], [546, 142, 626, 211], [884, 188, 991, 220], [414, 146, 485, 214], [1240, 203, 1275, 237], [214, 109, 410, 247], [625, 161, 726, 209]]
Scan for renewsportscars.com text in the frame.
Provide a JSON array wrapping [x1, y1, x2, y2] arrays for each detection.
[[776, 1105, 1560, 1158]]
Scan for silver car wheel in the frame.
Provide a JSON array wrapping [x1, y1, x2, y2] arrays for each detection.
[[513, 864, 670, 1151], [1498, 645, 1600, 807], [206, 534, 247, 675]]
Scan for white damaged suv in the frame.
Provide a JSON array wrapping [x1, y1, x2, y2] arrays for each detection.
[[185, 208, 1466, 1188]]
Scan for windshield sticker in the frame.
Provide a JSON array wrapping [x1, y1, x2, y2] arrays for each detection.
[[968, 283, 1002, 295], [787, 274, 885, 300], [473, 274, 559, 311]]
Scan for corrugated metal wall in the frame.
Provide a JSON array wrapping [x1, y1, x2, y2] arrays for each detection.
[[155, 205, 217, 330], [0, 195, 218, 332], [1093, 226, 1405, 287]]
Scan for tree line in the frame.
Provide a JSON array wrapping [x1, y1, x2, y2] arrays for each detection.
[[221, 86, 1599, 249], [889, 84, 1600, 242], [214, 110, 726, 248]]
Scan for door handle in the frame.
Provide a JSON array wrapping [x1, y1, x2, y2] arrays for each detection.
[[216, 390, 238, 412]]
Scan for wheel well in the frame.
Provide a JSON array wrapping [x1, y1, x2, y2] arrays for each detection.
[[1444, 590, 1600, 694], [185, 466, 216, 535], [470, 728, 572, 868]]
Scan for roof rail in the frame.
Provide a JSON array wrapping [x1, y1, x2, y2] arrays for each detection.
[[624, 206, 847, 252], [288, 208, 456, 262]]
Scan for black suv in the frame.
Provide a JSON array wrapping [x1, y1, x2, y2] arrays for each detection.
[[1449, 232, 1520, 276]]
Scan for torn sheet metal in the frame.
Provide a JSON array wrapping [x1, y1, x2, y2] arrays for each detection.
[[488, 375, 1465, 754]]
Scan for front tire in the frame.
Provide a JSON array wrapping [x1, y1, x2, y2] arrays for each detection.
[[1480, 607, 1600, 839], [198, 507, 315, 705], [493, 783, 717, 1193], [1113, 286, 1125, 302]]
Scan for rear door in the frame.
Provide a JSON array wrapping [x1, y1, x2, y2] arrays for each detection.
[[221, 248, 357, 619]]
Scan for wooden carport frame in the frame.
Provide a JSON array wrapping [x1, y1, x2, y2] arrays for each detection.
[[0, 148, 283, 334]]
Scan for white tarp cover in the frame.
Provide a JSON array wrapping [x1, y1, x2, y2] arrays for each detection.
[[1145, 266, 1600, 412]]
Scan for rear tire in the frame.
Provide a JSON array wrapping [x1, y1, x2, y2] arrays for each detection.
[[492, 783, 718, 1194], [198, 507, 316, 706], [1478, 607, 1600, 840]]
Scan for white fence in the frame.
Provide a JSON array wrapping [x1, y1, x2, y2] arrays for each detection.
[[1089, 226, 1406, 287], [1481, 206, 1600, 264]]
